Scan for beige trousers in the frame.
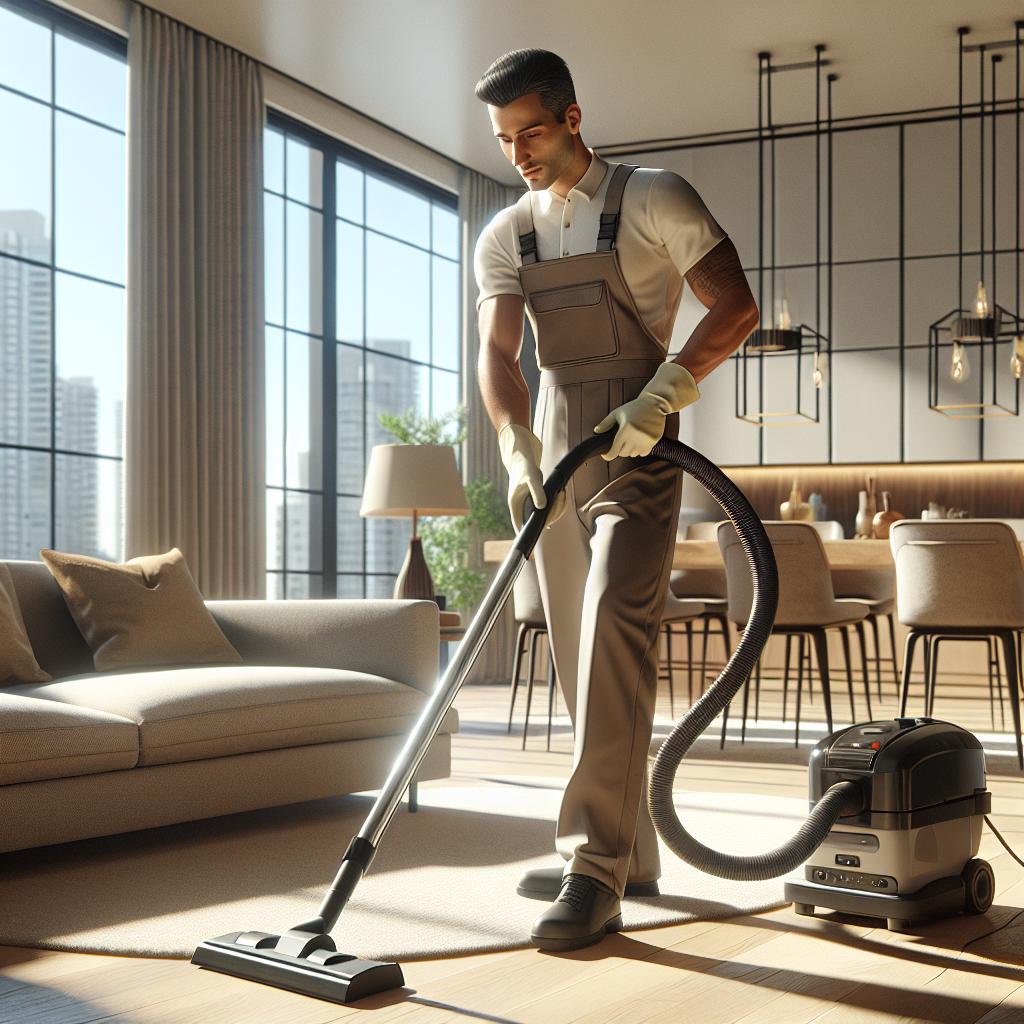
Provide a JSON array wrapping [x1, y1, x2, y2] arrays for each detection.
[[534, 377, 682, 897]]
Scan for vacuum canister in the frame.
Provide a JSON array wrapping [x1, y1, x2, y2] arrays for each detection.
[[784, 717, 994, 931]]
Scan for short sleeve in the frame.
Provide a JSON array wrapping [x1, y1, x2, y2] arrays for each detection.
[[646, 171, 727, 278], [474, 208, 524, 309]]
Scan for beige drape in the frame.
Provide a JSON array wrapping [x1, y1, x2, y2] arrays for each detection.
[[459, 167, 523, 683], [125, 5, 265, 598]]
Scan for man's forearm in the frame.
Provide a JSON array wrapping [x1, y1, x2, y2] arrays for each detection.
[[477, 294, 532, 432], [672, 284, 759, 383], [478, 341, 531, 431]]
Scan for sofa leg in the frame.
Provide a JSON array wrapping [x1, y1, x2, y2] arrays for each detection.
[[408, 781, 418, 813]]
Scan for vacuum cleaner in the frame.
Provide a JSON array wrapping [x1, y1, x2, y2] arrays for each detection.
[[192, 432, 997, 1004]]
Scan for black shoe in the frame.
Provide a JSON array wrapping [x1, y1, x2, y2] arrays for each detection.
[[530, 873, 623, 952], [517, 864, 660, 902]]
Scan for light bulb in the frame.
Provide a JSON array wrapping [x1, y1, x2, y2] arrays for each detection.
[[974, 281, 988, 318], [1012, 337, 1024, 380], [774, 298, 792, 331], [951, 341, 971, 383], [812, 352, 826, 389]]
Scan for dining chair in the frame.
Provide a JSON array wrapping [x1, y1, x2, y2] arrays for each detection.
[[890, 519, 1023, 769], [718, 521, 872, 746], [659, 593, 705, 717], [507, 559, 558, 751], [670, 521, 734, 700]]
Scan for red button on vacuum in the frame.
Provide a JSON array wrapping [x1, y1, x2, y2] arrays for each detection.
[[871, 742, 880, 749]]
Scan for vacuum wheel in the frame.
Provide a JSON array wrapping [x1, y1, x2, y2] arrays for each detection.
[[962, 859, 995, 915]]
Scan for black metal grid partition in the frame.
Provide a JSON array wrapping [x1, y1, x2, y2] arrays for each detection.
[[0, 0, 127, 562], [263, 111, 461, 600], [600, 25, 1024, 467]]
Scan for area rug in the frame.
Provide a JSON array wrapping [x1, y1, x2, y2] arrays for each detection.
[[0, 781, 808, 961]]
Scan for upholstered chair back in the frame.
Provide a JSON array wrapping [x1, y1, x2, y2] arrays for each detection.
[[890, 520, 1024, 630], [685, 521, 724, 541], [719, 521, 853, 628], [513, 559, 546, 628]]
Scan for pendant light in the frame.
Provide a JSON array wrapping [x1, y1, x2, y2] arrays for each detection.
[[928, 24, 1023, 418], [737, 48, 832, 426]]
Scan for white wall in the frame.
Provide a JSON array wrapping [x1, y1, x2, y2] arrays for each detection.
[[627, 107, 1024, 467]]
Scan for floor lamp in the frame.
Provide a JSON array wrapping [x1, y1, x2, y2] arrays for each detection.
[[359, 444, 469, 600]]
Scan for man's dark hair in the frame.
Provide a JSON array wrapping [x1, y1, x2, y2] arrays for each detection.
[[474, 49, 576, 122]]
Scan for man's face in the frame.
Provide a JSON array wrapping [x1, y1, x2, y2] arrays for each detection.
[[489, 92, 580, 191]]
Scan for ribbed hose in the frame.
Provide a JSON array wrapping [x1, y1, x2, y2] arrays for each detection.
[[646, 437, 862, 881]]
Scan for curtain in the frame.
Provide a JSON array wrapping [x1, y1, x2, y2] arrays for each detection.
[[459, 167, 523, 683], [125, 4, 265, 599]]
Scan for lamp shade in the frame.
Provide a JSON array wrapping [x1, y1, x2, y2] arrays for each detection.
[[359, 444, 470, 518]]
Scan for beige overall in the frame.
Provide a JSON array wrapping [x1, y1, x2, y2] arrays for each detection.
[[516, 164, 683, 896]]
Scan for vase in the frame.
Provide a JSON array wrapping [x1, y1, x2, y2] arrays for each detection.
[[855, 491, 877, 539]]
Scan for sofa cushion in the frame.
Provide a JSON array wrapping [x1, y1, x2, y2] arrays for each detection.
[[0, 691, 138, 784], [0, 565, 51, 685], [17, 666, 458, 766], [40, 548, 242, 672]]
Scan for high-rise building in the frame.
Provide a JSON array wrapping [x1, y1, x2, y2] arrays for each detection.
[[0, 211, 52, 559], [1, 210, 109, 561]]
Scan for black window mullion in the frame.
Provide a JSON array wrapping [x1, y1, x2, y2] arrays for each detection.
[[321, 154, 338, 598], [48, 20, 56, 549]]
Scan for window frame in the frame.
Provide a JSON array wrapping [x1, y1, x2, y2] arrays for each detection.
[[264, 109, 461, 600], [0, 0, 128, 561]]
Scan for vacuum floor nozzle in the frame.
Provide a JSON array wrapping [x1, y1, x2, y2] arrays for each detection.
[[191, 932, 404, 1004]]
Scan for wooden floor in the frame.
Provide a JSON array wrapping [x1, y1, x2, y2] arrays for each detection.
[[2, 680, 1021, 1024]]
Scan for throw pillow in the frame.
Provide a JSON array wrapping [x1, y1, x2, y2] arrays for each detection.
[[0, 564, 52, 684], [40, 548, 243, 672]]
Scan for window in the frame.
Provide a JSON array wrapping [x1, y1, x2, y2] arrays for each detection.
[[264, 114, 460, 599], [0, 0, 127, 561]]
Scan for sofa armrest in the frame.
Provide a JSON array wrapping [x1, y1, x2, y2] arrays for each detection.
[[206, 599, 440, 695]]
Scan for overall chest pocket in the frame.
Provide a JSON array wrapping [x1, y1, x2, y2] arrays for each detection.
[[529, 280, 620, 367]]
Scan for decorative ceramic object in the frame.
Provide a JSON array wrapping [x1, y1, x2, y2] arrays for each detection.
[[855, 474, 878, 538], [872, 492, 905, 539], [808, 493, 828, 522], [781, 480, 814, 523]]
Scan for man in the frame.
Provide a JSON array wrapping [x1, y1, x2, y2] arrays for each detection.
[[474, 49, 758, 952]]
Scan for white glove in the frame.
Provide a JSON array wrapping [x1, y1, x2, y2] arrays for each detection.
[[593, 362, 699, 461], [498, 423, 566, 531]]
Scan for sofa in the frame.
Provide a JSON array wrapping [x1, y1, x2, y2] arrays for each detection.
[[0, 560, 457, 854]]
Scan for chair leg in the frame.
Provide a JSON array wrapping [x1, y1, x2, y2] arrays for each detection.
[[522, 629, 541, 751], [665, 624, 675, 719], [887, 614, 900, 694], [993, 637, 1006, 731], [923, 637, 933, 717], [753, 658, 761, 723], [546, 641, 556, 752], [508, 624, 528, 733], [811, 628, 834, 735], [782, 634, 792, 722], [701, 618, 711, 694], [900, 631, 920, 716], [794, 634, 806, 747], [868, 613, 883, 701], [854, 620, 873, 721], [740, 666, 752, 743], [685, 620, 695, 706], [997, 631, 1024, 770], [840, 627, 856, 722], [985, 637, 997, 731]]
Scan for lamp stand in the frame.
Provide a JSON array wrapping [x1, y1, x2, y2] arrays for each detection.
[[393, 511, 435, 601]]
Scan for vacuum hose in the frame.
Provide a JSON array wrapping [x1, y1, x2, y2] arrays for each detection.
[[532, 433, 862, 883], [643, 436, 862, 880]]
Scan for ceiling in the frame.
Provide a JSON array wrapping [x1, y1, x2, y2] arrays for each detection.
[[141, 0, 1023, 184]]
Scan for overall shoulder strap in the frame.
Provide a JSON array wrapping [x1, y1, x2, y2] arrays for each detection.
[[596, 163, 638, 252], [514, 192, 538, 266]]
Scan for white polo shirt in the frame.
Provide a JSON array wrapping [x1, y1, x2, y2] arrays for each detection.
[[474, 151, 727, 349]]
